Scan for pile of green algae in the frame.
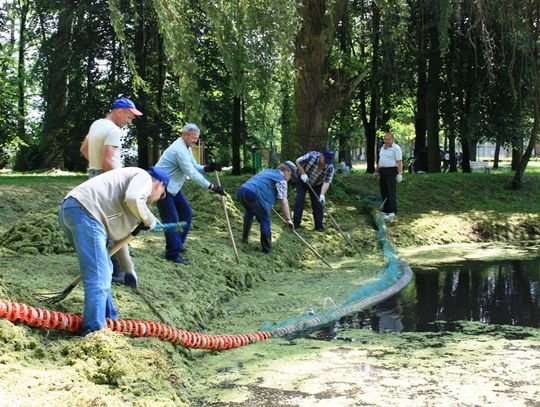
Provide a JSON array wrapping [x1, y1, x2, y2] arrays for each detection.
[[0, 170, 539, 406]]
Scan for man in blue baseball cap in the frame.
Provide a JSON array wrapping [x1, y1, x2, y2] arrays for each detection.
[[59, 167, 167, 336], [112, 97, 143, 117], [79, 96, 144, 283], [293, 149, 335, 232]]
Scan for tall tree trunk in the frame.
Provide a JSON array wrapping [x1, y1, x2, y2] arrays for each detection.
[[510, 139, 521, 171], [287, 0, 363, 158], [41, 2, 74, 169], [134, 2, 150, 169], [360, 0, 380, 174], [510, 99, 538, 189], [493, 140, 500, 169], [425, 17, 441, 173], [17, 0, 29, 143], [231, 96, 241, 175], [413, 1, 427, 155]]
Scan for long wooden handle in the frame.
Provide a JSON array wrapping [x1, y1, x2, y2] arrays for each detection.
[[60, 234, 135, 291], [305, 182, 353, 247], [215, 171, 240, 264], [272, 208, 333, 269]]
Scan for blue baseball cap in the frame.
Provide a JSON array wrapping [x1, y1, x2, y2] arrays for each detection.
[[323, 149, 334, 165], [112, 97, 143, 116], [147, 166, 169, 187]]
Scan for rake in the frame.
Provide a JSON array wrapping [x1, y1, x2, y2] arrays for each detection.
[[34, 234, 134, 304], [305, 182, 353, 247], [272, 208, 333, 269]]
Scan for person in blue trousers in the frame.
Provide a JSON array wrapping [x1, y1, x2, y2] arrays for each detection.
[[58, 167, 169, 336], [236, 161, 297, 253], [155, 123, 225, 265]]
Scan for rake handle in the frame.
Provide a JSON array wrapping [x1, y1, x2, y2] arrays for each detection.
[[305, 182, 353, 247], [215, 171, 240, 264], [272, 208, 333, 269], [38, 234, 135, 303]]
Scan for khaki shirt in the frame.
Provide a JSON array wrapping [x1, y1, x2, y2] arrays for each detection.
[[66, 167, 156, 241]]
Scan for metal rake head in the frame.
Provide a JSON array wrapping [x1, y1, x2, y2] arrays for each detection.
[[34, 289, 71, 304], [34, 277, 80, 304]]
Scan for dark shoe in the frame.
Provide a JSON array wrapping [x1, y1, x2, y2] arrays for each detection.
[[260, 233, 272, 254], [111, 271, 125, 283], [314, 226, 324, 232], [293, 223, 301, 229], [167, 256, 189, 265], [178, 247, 188, 253]]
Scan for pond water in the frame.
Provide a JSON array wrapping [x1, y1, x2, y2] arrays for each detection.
[[325, 256, 540, 336]]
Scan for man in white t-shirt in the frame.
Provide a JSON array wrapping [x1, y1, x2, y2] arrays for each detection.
[[79, 97, 143, 281], [375, 132, 403, 221], [80, 97, 143, 177]]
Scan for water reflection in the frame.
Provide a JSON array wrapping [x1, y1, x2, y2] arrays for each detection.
[[327, 257, 540, 337], [407, 257, 540, 331]]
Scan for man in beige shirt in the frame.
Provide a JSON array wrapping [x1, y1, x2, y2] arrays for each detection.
[[58, 167, 168, 335]]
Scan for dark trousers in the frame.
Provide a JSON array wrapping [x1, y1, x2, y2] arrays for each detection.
[[293, 179, 324, 228], [156, 190, 192, 260], [379, 166, 398, 214], [236, 186, 271, 236]]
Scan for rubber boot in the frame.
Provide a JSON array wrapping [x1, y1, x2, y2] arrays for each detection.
[[260, 233, 272, 254], [242, 218, 253, 243]]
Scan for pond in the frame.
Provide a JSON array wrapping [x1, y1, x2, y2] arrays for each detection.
[[326, 256, 540, 336]]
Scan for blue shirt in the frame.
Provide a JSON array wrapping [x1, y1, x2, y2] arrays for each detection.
[[241, 169, 287, 212], [155, 138, 210, 195]]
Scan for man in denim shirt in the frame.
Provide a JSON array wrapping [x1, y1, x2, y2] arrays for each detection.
[[293, 149, 335, 231], [155, 124, 225, 265]]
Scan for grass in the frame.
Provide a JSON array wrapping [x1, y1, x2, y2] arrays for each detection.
[[0, 168, 539, 405]]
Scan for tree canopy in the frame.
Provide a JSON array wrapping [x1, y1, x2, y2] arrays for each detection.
[[0, 0, 538, 187]]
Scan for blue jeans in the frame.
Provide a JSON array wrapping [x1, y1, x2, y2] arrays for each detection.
[[293, 179, 324, 229], [58, 197, 117, 335], [236, 186, 271, 236], [156, 190, 192, 260]]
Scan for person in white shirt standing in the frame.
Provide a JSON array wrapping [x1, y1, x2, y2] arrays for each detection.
[[375, 132, 403, 221], [79, 97, 143, 281]]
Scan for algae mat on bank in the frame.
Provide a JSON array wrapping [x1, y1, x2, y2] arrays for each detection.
[[2, 172, 540, 406]]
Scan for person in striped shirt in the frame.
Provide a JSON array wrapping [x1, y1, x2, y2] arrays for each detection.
[[293, 149, 335, 231]]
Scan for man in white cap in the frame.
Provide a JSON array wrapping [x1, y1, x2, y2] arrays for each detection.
[[79, 97, 143, 281]]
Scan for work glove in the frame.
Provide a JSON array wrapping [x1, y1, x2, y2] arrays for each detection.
[[373, 171, 380, 180], [152, 221, 187, 233], [285, 219, 295, 229], [124, 270, 138, 289], [132, 223, 150, 236], [319, 194, 326, 205], [396, 173, 403, 183], [204, 162, 222, 172], [208, 183, 225, 196], [300, 173, 309, 183]]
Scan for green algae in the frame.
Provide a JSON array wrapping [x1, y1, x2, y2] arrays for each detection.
[[0, 209, 71, 255], [1, 172, 540, 406]]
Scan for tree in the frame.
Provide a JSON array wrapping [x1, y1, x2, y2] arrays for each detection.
[[40, 0, 74, 169], [286, 0, 365, 158]]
